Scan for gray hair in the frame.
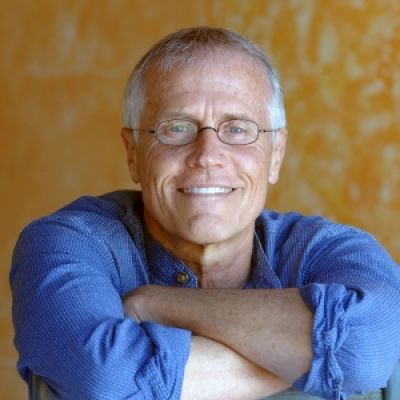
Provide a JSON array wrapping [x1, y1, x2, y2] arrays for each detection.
[[123, 26, 286, 131]]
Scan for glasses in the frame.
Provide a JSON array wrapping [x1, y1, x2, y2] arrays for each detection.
[[129, 119, 281, 146]]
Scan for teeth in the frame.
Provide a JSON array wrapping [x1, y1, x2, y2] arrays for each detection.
[[183, 187, 232, 194]]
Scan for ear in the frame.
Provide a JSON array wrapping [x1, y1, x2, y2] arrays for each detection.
[[268, 128, 287, 185], [121, 128, 140, 184]]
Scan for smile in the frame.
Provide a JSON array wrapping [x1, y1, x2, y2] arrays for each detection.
[[182, 187, 233, 195]]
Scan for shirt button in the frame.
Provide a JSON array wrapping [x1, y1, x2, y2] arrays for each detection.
[[176, 272, 189, 285]]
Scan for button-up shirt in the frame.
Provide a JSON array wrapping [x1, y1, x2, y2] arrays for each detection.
[[10, 191, 400, 399]]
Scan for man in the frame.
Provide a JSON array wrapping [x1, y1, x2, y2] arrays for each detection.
[[10, 27, 400, 400]]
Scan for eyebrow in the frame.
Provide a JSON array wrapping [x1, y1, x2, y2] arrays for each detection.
[[158, 111, 193, 120], [219, 112, 254, 121]]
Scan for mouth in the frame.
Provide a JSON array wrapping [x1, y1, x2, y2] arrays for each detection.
[[180, 187, 234, 195]]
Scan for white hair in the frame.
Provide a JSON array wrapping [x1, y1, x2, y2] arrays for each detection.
[[123, 26, 286, 133]]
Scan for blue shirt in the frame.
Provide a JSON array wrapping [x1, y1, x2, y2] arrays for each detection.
[[10, 191, 400, 400]]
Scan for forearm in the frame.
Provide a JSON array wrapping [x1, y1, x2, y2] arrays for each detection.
[[182, 336, 289, 400], [125, 286, 313, 383]]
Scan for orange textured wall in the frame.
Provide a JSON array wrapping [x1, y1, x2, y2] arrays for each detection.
[[1, 1, 399, 397]]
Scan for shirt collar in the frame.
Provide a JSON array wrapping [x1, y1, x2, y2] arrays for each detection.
[[245, 230, 282, 289], [144, 229, 199, 288], [143, 226, 282, 290]]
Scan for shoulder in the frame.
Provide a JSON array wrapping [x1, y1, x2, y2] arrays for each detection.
[[11, 190, 146, 293], [13, 190, 144, 261], [255, 209, 361, 247], [255, 209, 386, 267], [56, 189, 142, 225], [22, 190, 142, 236], [255, 209, 398, 285]]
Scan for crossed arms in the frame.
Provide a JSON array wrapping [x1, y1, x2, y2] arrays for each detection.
[[124, 286, 312, 398]]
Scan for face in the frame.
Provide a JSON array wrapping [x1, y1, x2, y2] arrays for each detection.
[[122, 50, 286, 250]]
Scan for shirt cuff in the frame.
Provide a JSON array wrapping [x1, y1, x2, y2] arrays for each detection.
[[135, 321, 192, 400], [293, 283, 355, 400]]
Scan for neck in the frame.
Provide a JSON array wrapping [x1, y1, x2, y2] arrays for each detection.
[[183, 239, 253, 288], [145, 215, 255, 289]]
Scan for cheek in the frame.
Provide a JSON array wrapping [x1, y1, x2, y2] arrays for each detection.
[[238, 146, 271, 183], [136, 144, 181, 185]]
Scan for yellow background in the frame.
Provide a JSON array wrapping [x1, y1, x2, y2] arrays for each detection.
[[1, 1, 399, 397]]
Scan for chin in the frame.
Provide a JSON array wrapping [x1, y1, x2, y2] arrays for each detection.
[[177, 220, 239, 246]]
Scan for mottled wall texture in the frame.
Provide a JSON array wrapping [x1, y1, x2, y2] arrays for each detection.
[[1, 1, 399, 397]]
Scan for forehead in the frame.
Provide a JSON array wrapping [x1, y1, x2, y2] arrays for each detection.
[[141, 50, 272, 122]]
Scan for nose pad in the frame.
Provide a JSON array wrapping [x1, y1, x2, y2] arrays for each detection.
[[195, 126, 221, 148], [196, 126, 220, 146], [198, 126, 217, 135], [186, 126, 225, 168]]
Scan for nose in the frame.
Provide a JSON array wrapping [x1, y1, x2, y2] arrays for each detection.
[[186, 127, 226, 169]]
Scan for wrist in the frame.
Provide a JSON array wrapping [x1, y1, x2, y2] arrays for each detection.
[[124, 285, 170, 323]]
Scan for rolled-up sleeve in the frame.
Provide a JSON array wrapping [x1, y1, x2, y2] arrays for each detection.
[[10, 218, 191, 399], [292, 227, 400, 399]]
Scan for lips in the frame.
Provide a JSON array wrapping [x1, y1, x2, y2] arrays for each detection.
[[181, 187, 234, 195]]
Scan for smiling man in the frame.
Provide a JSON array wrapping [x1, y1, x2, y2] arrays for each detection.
[[10, 27, 400, 400], [121, 44, 285, 288]]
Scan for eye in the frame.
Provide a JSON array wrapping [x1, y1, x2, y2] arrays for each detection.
[[170, 123, 189, 133], [230, 125, 246, 134], [156, 119, 197, 145], [164, 120, 195, 134], [222, 120, 252, 135]]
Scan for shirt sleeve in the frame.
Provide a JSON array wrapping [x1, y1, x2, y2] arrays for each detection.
[[292, 225, 400, 399], [10, 216, 192, 400]]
